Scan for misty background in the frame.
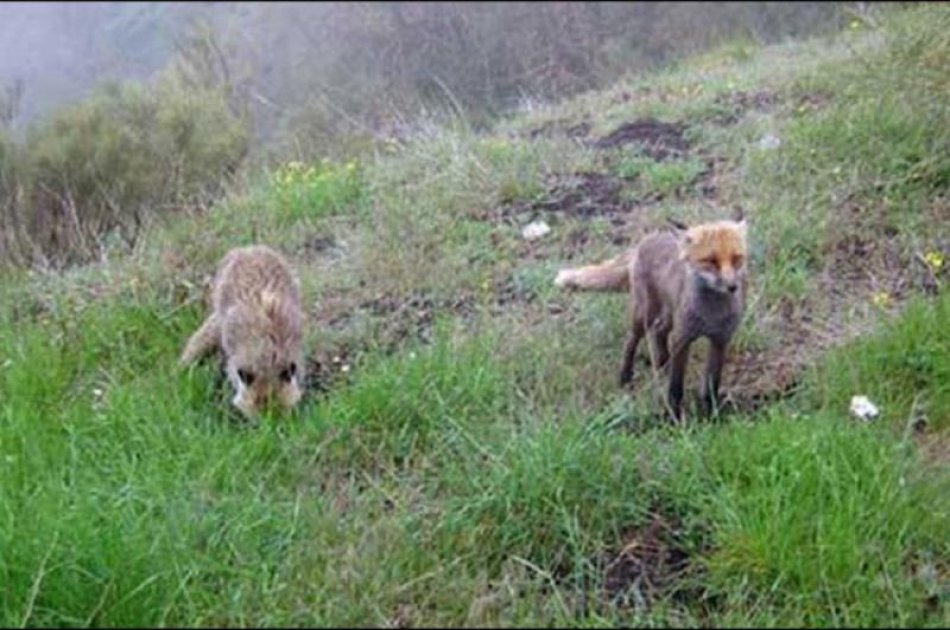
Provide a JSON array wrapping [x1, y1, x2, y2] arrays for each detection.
[[1, 2, 851, 146], [0, 1, 855, 268]]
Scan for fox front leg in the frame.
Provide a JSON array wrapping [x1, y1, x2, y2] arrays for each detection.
[[180, 315, 221, 365], [665, 333, 693, 423], [702, 339, 728, 417]]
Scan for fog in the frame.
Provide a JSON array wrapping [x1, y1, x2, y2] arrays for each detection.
[[1, 2, 849, 140], [0, 2, 204, 130]]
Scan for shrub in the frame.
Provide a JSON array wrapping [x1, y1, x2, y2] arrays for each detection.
[[3, 72, 248, 267]]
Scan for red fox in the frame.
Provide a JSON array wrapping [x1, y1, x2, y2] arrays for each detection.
[[180, 245, 305, 418], [555, 219, 748, 421]]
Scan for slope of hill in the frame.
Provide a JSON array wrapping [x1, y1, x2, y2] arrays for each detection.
[[0, 4, 947, 627]]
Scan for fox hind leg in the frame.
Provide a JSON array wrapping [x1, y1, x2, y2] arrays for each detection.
[[648, 320, 672, 372], [619, 317, 646, 388]]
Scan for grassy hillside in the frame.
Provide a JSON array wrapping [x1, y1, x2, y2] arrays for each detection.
[[1, 4, 948, 627]]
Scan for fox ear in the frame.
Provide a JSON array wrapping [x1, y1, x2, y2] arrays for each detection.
[[666, 217, 689, 232], [735, 218, 748, 237]]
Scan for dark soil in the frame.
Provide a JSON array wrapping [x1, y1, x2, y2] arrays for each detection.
[[305, 278, 541, 395], [299, 234, 339, 255], [510, 171, 634, 221], [568, 508, 717, 619], [592, 119, 690, 161], [709, 90, 777, 126], [501, 118, 714, 235], [526, 119, 592, 141]]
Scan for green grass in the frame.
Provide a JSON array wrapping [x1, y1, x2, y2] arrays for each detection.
[[699, 410, 947, 627], [271, 158, 369, 226], [1, 4, 949, 627], [614, 153, 707, 200], [808, 294, 950, 431]]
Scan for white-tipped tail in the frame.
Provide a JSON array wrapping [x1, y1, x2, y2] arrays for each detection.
[[553, 250, 632, 292]]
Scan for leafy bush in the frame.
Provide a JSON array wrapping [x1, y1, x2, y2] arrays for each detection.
[[3, 71, 248, 267]]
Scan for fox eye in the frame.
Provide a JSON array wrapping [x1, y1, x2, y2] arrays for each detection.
[[237, 368, 255, 386], [732, 255, 745, 267], [700, 257, 718, 267], [279, 363, 297, 383]]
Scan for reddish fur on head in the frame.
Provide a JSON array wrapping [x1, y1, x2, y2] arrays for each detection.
[[680, 219, 748, 294]]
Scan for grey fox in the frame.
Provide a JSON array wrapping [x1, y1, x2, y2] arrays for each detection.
[[555, 219, 748, 421]]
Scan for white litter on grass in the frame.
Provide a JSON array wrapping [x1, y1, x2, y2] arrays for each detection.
[[849, 395, 880, 421], [521, 220, 551, 241], [758, 133, 781, 150]]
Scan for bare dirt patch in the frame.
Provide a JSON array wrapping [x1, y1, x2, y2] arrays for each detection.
[[720, 239, 946, 415], [494, 170, 651, 257], [299, 234, 339, 255], [792, 90, 833, 113], [719, 345, 805, 414], [304, 343, 361, 396], [510, 171, 633, 221], [806, 198, 949, 363], [914, 428, 950, 468], [709, 89, 778, 126], [592, 119, 690, 161], [568, 508, 716, 619], [304, 279, 543, 394], [526, 119, 592, 142], [715, 193, 948, 414], [525, 118, 689, 161], [500, 117, 715, 235], [601, 513, 698, 606], [609, 87, 655, 107]]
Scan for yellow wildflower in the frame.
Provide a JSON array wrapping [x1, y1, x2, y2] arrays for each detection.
[[871, 291, 892, 308], [924, 251, 944, 273]]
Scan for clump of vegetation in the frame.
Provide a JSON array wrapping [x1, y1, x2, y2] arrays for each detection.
[[615, 153, 706, 199], [271, 158, 367, 226], [0, 71, 247, 268]]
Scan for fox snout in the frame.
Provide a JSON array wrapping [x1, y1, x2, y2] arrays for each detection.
[[695, 266, 741, 295], [716, 272, 739, 295], [233, 386, 301, 417], [231, 375, 302, 417], [722, 270, 739, 293]]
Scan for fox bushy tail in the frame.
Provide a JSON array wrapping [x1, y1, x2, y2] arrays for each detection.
[[554, 249, 633, 292]]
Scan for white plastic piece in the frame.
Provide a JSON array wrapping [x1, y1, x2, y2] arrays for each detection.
[[849, 395, 880, 421]]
